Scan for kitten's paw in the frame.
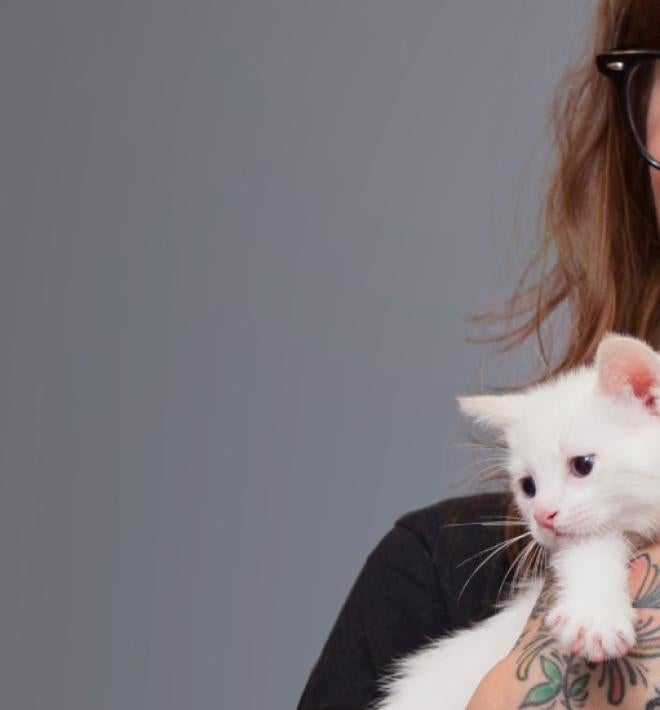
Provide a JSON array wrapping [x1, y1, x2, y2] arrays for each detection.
[[544, 602, 637, 662]]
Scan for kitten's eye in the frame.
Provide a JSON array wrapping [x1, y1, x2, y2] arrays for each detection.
[[570, 454, 595, 477], [519, 476, 536, 498]]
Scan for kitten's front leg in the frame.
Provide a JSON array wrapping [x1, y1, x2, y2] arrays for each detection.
[[544, 532, 638, 662]]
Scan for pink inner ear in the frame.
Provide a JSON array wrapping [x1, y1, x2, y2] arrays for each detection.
[[596, 336, 660, 405]]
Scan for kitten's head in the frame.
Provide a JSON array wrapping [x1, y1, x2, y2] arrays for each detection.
[[457, 332, 660, 549]]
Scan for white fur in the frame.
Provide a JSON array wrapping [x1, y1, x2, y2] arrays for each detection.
[[373, 333, 660, 710], [545, 533, 636, 659], [371, 580, 542, 710]]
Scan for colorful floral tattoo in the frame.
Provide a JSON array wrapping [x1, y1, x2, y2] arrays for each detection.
[[511, 552, 660, 709]]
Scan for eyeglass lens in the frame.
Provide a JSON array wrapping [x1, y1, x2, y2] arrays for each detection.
[[628, 58, 660, 164]]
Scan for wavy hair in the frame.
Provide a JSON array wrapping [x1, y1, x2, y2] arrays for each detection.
[[463, 1, 660, 580]]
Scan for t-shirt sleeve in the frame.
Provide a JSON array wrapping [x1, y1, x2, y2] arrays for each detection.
[[296, 519, 449, 710]]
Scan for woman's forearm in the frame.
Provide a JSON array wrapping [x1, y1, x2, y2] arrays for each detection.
[[468, 543, 660, 709]]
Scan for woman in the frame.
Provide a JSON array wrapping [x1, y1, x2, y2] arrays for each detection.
[[298, 1, 660, 707]]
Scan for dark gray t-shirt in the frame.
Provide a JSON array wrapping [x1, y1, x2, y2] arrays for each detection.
[[297, 491, 518, 709]]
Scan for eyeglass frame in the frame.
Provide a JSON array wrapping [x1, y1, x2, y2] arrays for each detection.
[[596, 49, 660, 170]]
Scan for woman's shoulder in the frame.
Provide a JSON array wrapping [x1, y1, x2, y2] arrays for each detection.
[[391, 490, 516, 625], [393, 490, 513, 546], [296, 491, 514, 709]]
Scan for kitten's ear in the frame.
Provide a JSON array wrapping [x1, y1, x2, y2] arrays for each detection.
[[456, 394, 524, 432], [595, 331, 660, 412]]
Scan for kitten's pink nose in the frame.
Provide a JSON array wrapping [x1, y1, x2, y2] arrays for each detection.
[[534, 508, 559, 530]]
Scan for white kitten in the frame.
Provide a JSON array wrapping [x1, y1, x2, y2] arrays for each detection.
[[372, 332, 660, 710]]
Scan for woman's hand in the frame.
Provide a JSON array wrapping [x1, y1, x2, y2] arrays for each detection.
[[467, 541, 660, 709]]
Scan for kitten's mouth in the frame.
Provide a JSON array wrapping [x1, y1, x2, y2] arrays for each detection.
[[553, 525, 586, 541], [533, 521, 583, 547], [536, 525, 578, 543]]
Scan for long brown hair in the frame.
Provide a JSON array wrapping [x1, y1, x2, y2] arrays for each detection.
[[465, 1, 660, 573]]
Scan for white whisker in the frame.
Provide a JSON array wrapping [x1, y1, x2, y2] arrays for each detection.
[[457, 531, 532, 601]]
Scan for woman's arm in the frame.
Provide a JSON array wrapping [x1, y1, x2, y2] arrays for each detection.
[[468, 542, 660, 709], [297, 492, 513, 709], [297, 520, 447, 710]]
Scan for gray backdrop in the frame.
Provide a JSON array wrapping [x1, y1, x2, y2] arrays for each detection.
[[0, 1, 593, 708]]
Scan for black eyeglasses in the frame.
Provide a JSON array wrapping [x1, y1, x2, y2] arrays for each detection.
[[597, 49, 660, 170]]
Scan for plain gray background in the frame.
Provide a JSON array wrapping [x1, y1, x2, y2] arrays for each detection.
[[0, 1, 594, 708]]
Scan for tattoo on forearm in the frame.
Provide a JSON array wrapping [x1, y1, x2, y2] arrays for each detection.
[[511, 552, 660, 709], [645, 686, 660, 708]]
